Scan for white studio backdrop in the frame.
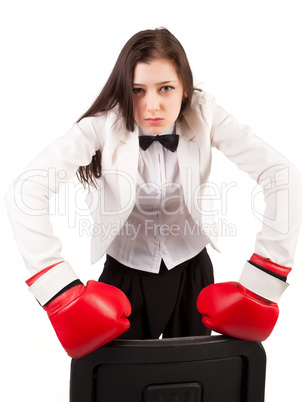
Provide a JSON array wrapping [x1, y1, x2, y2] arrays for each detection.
[[1, 0, 301, 401]]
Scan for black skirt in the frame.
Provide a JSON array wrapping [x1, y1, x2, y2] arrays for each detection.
[[98, 247, 214, 340]]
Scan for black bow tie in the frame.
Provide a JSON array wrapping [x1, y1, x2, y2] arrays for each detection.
[[139, 134, 179, 152]]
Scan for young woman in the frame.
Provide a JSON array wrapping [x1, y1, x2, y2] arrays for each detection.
[[6, 28, 302, 359]]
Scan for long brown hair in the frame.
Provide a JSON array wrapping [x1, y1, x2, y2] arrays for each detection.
[[77, 27, 197, 187]]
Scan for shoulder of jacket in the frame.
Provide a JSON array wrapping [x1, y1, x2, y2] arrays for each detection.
[[191, 89, 216, 109], [77, 105, 123, 135]]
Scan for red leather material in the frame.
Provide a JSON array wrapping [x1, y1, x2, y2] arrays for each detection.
[[250, 253, 291, 277], [197, 281, 279, 342], [43, 284, 86, 316], [43, 280, 131, 358]]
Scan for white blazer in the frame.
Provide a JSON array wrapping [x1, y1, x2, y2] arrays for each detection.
[[6, 91, 302, 275]]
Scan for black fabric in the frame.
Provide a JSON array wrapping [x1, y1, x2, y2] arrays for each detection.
[[248, 260, 287, 282], [139, 134, 179, 152], [98, 248, 214, 339]]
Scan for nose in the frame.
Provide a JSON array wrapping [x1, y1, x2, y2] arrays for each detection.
[[146, 92, 160, 113]]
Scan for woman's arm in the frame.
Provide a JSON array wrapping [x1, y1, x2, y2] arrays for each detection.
[[206, 92, 302, 266], [5, 113, 131, 358], [5, 116, 103, 274], [196, 92, 302, 341]]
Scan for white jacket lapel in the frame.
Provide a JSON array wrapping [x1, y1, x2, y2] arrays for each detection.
[[177, 119, 200, 218], [89, 118, 140, 263]]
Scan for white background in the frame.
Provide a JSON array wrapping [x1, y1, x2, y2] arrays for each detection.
[[1, 0, 302, 401]]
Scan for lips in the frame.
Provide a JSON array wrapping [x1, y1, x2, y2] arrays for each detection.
[[145, 118, 163, 126]]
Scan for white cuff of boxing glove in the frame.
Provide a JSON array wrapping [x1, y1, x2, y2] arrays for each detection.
[[239, 261, 289, 304], [28, 262, 80, 306]]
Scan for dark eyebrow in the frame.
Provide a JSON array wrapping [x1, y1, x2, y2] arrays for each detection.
[[132, 80, 178, 86]]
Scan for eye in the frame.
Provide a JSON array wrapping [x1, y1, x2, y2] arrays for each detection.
[[133, 88, 144, 94], [160, 85, 174, 92]]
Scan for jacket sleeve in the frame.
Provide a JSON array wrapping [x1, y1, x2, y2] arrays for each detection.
[[5, 115, 106, 275], [201, 92, 302, 267]]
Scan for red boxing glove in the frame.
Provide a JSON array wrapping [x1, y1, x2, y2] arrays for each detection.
[[197, 254, 291, 342], [26, 261, 131, 358]]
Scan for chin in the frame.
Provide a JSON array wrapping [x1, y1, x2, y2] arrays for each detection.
[[143, 125, 169, 135]]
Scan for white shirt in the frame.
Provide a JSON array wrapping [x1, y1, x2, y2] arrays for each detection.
[[106, 124, 208, 273]]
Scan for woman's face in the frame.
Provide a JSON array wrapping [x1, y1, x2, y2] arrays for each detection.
[[132, 59, 185, 135]]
